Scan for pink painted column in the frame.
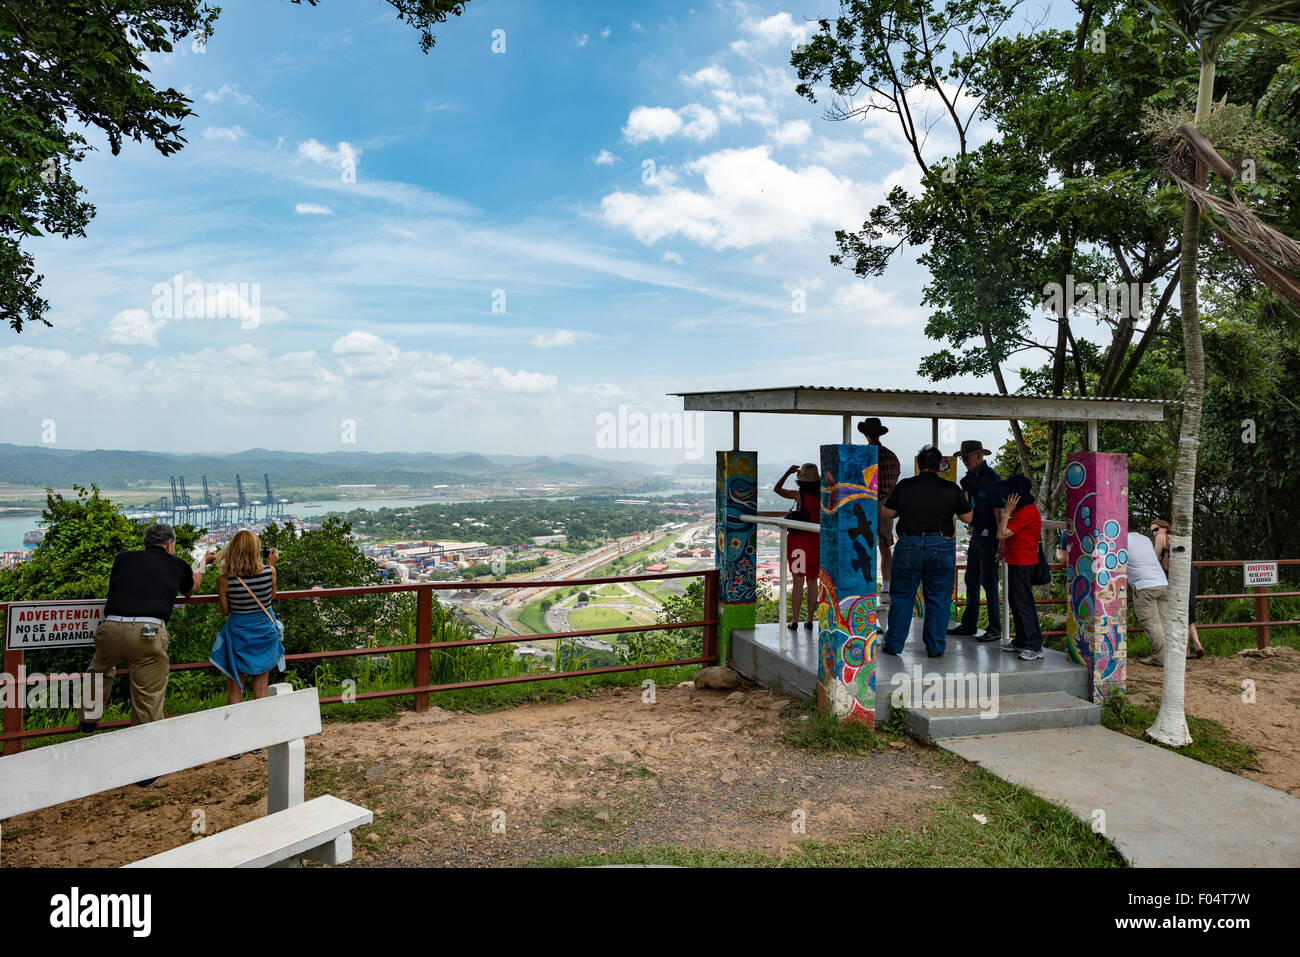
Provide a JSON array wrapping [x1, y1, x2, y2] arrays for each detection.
[[1063, 452, 1128, 703]]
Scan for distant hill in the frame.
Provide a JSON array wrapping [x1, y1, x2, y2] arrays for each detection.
[[0, 444, 667, 492]]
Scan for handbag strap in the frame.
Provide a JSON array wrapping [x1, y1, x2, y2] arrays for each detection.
[[234, 574, 276, 624]]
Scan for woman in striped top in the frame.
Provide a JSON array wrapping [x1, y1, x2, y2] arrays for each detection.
[[211, 530, 286, 722]]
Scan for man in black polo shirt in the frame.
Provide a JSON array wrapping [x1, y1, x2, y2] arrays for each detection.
[[879, 446, 973, 657], [949, 439, 1004, 640], [78, 524, 214, 734]]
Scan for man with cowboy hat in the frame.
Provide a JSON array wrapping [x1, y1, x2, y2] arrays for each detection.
[[948, 439, 1004, 640], [858, 417, 900, 605]]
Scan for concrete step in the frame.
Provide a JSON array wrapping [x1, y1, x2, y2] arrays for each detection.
[[903, 691, 1101, 742], [730, 627, 817, 698]]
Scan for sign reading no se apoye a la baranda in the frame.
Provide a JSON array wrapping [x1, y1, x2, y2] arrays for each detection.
[[4, 600, 106, 650]]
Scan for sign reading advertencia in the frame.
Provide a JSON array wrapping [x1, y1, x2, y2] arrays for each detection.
[[4, 600, 106, 650], [1243, 561, 1279, 588]]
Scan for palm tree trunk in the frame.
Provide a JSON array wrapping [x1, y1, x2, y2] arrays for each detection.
[[1146, 55, 1216, 747]]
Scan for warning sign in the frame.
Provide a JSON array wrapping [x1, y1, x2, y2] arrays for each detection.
[[4, 600, 106, 650], [1243, 562, 1279, 587]]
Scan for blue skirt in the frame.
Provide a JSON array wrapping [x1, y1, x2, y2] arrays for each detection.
[[211, 611, 286, 688]]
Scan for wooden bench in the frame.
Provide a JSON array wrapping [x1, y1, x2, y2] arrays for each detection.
[[0, 683, 371, 868]]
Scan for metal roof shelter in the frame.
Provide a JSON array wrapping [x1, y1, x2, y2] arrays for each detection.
[[674, 386, 1175, 452]]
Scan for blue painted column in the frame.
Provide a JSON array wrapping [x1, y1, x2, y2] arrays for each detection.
[[715, 450, 757, 664], [816, 443, 879, 723]]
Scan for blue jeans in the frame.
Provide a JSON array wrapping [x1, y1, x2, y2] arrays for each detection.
[[960, 529, 1001, 632], [884, 534, 956, 655]]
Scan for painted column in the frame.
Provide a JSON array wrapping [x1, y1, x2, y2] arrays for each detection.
[[816, 443, 879, 724], [715, 450, 757, 665], [1064, 452, 1129, 703]]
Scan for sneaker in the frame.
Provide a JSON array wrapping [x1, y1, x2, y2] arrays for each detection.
[[927, 651, 944, 658], [250, 748, 263, 755], [1139, 654, 1163, 667], [1017, 649, 1044, 661], [78, 720, 99, 735], [975, 630, 1002, 643], [135, 775, 164, 788], [879, 647, 900, 657], [947, 625, 976, 636], [228, 753, 242, 760], [802, 620, 813, 630], [1001, 641, 1022, 653]]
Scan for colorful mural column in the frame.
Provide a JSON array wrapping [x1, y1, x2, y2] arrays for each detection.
[[715, 450, 758, 665], [816, 443, 880, 724], [1064, 452, 1129, 703]]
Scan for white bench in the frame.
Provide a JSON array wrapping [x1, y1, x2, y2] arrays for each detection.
[[0, 683, 372, 868]]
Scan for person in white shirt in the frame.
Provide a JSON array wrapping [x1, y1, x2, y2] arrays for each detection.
[[1126, 524, 1168, 666]]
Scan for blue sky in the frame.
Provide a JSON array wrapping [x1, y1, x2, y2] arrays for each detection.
[[3, 0, 1083, 469]]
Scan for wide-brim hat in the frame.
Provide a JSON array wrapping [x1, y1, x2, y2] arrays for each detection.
[[957, 440, 992, 456], [996, 474, 1035, 504], [857, 417, 888, 437], [796, 463, 820, 483]]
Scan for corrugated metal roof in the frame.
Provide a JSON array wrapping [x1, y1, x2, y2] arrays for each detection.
[[673, 386, 1173, 404]]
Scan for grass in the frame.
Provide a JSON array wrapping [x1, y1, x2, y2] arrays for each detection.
[[529, 755, 1126, 868], [781, 697, 897, 754], [1099, 694, 1258, 773], [568, 604, 654, 632]]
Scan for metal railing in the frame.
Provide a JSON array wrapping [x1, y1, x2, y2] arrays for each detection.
[[0, 568, 719, 755], [740, 513, 819, 650]]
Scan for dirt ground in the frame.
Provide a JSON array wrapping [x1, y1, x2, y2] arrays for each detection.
[[7, 651, 1298, 867], [1126, 646, 1300, 796], [0, 684, 958, 868]]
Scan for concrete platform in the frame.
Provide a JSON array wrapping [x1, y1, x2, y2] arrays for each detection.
[[941, 724, 1300, 867], [730, 618, 1092, 732]]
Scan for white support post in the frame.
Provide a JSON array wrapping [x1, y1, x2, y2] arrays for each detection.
[[932, 417, 939, 447], [732, 412, 741, 451], [267, 682, 305, 814], [778, 526, 788, 653], [842, 414, 851, 444], [1087, 419, 1099, 451]]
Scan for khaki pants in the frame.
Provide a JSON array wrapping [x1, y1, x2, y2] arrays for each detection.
[[80, 620, 170, 726], [1132, 585, 1168, 655]]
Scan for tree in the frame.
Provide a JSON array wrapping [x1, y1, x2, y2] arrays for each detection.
[[0, 0, 469, 332], [1142, 0, 1300, 746], [0, 485, 200, 677], [792, 2, 1195, 533]]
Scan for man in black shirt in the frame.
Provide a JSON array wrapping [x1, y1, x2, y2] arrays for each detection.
[[78, 524, 214, 736], [879, 446, 973, 657], [949, 439, 1004, 640]]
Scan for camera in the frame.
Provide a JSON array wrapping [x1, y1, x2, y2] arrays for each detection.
[[261, 546, 271, 561]]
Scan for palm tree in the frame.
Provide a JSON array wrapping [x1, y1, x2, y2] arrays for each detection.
[[1144, 1, 1300, 746]]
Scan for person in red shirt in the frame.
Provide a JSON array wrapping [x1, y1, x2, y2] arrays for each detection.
[[996, 475, 1044, 659]]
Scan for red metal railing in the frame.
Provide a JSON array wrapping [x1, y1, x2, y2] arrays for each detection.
[[0, 568, 719, 755], [948, 559, 1299, 646]]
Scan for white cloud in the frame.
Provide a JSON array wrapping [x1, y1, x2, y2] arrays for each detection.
[[734, 11, 810, 50], [295, 203, 333, 215], [204, 125, 245, 142], [298, 139, 360, 175], [577, 33, 589, 47], [810, 136, 873, 166], [831, 282, 928, 327], [771, 119, 812, 147], [202, 83, 254, 106], [601, 26, 611, 39], [593, 149, 618, 165], [630, 21, 643, 31], [330, 331, 556, 394], [601, 146, 873, 249], [531, 329, 577, 348], [622, 104, 718, 143], [662, 251, 684, 264], [105, 309, 166, 347], [684, 65, 732, 88]]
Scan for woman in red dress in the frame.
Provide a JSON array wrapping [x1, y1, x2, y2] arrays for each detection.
[[776, 462, 821, 630]]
